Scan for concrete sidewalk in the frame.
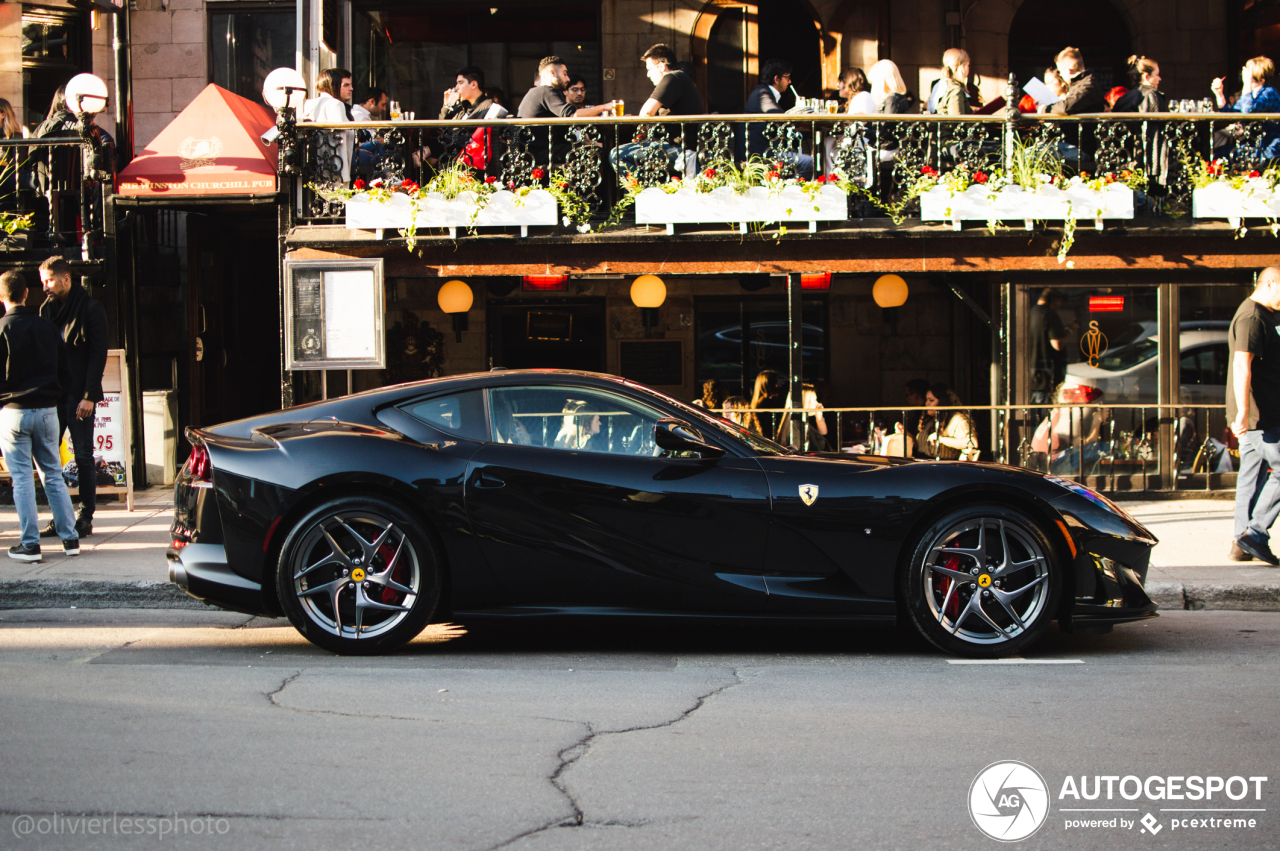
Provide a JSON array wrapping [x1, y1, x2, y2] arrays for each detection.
[[0, 490, 1276, 612]]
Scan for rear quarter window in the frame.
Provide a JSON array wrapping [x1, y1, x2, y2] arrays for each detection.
[[398, 390, 488, 441]]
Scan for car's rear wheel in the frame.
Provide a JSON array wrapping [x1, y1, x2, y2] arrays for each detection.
[[901, 504, 1061, 658], [276, 496, 440, 655]]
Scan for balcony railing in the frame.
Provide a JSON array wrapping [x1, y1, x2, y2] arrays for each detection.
[[0, 136, 113, 254], [289, 108, 1280, 236], [732, 403, 1231, 495]]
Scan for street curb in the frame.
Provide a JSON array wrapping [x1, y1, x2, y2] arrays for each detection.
[[1146, 582, 1280, 612], [0, 580, 207, 610]]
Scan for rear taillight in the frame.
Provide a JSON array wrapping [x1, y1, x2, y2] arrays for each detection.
[[1061, 384, 1104, 404], [187, 444, 211, 482]]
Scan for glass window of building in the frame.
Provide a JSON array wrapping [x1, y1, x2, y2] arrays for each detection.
[[351, 3, 600, 118], [21, 9, 85, 128], [209, 4, 297, 104]]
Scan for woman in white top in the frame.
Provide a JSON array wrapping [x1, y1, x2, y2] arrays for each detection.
[[921, 383, 979, 461], [839, 67, 878, 115], [867, 59, 913, 113], [301, 68, 354, 183]]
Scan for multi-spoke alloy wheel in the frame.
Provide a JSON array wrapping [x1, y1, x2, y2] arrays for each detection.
[[901, 505, 1060, 657], [276, 496, 440, 654]]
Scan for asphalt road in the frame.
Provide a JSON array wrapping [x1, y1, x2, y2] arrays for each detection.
[[0, 609, 1276, 851]]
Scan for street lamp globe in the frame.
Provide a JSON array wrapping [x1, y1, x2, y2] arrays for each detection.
[[262, 67, 308, 111], [873, 274, 908, 308], [64, 73, 109, 115], [630, 274, 666, 308], [438, 280, 474, 314]]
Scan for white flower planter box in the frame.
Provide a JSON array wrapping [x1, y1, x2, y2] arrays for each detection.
[[634, 184, 848, 234], [919, 183, 1135, 231], [344, 189, 558, 237], [1191, 182, 1280, 227]]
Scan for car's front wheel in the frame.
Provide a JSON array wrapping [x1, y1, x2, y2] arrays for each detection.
[[901, 504, 1061, 658], [276, 496, 441, 655]]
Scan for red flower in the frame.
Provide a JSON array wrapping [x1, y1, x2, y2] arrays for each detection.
[[485, 175, 497, 183], [921, 165, 938, 176], [775, 161, 785, 170], [1251, 170, 1262, 178], [704, 167, 717, 178], [767, 170, 781, 180], [1120, 169, 1133, 179], [1080, 171, 1091, 179], [400, 181, 420, 193], [816, 174, 828, 184], [670, 175, 681, 182], [797, 176, 807, 183], [1105, 172, 1116, 183], [973, 171, 988, 184], [531, 168, 545, 179], [353, 179, 367, 190], [559, 182, 569, 190]]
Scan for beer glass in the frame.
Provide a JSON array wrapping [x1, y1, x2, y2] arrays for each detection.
[[614, 101, 625, 117]]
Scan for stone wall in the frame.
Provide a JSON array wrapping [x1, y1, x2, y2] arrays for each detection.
[[129, 0, 206, 156]]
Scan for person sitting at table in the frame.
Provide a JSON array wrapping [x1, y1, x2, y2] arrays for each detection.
[[301, 68, 354, 183], [1048, 47, 1106, 115], [921, 383, 979, 461], [776, 384, 829, 451], [565, 75, 590, 108], [609, 44, 704, 182], [868, 59, 915, 114], [1113, 55, 1168, 113], [840, 67, 877, 115], [519, 56, 619, 166], [936, 49, 972, 116], [739, 59, 814, 178], [1211, 56, 1280, 162], [721, 396, 762, 435], [351, 88, 387, 123]]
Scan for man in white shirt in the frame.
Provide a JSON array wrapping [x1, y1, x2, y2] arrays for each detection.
[[301, 68, 354, 183], [351, 87, 388, 122]]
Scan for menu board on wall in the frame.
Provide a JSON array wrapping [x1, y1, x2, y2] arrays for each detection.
[[284, 259, 386, 370], [619, 339, 683, 387]]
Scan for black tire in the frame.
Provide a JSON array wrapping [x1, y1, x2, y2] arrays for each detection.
[[900, 503, 1061, 658], [276, 495, 441, 655]]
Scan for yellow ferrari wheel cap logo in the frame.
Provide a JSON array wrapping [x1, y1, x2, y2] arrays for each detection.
[[799, 484, 819, 506], [351, 568, 366, 583], [977, 574, 992, 588]]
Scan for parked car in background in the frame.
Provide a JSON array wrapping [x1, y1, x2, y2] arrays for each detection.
[[1064, 321, 1228, 405]]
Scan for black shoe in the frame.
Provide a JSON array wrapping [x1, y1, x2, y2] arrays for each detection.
[[62, 538, 79, 557], [8, 543, 41, 563], [39, 521, 58, 539], [1235, 534, 1280, 566], [75, 518, 92, 538], [1230, 542, 1254, 562]]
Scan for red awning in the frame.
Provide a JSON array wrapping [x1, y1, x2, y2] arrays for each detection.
[[118, 84, 278, 197]]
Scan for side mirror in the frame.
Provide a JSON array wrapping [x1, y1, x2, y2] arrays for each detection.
[[654, 418, 725, 458]]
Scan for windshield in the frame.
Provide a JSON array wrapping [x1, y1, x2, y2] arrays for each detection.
[[627, 382, 792, 456]]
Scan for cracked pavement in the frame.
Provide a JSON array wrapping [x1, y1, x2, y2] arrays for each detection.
[[0, 608, 1278, 850]]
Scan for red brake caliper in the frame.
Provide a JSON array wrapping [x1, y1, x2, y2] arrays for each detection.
[[376, 543, 403, 605], [938, 554, 963, 621]]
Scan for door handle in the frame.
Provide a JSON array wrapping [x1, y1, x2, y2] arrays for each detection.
[[476, 470, 505, 489]]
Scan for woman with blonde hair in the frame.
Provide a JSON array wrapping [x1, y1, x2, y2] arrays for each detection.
[[867, 59, 914, 114], [937, 49, 972, 115], [0, 99, 25, 140], [1210, 55, 1280, 160], [721, 395, 762, 435], [750, 369, 783, 438]]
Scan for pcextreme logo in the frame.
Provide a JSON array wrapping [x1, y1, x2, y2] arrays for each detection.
[[969, 761, 1051, 842]]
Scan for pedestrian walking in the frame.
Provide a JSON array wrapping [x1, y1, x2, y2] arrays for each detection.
[[38, 256, 107, 539], [1230, 266, 1280, 565], [0, 271, 79, 562]]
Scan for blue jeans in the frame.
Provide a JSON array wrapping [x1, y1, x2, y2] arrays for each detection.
[[610, 142, 681, 180], [0, 407, 77, 547], [1234, 428, 1280, 542]]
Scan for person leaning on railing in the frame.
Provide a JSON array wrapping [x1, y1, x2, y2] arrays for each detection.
[[301, 68, 354, 184], [1211, 56, 1280, 162]]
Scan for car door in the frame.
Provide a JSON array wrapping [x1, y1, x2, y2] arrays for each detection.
[[754, 454, 905, 616], [464, 383, 771, 612]]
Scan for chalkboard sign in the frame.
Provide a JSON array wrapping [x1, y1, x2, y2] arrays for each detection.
[[619, 339, 683, 387]]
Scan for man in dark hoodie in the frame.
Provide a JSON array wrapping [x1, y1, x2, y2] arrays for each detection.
[[0, 270, 78, 562], [37, 256, 106, 538], [1048, 47, 1106, 115]]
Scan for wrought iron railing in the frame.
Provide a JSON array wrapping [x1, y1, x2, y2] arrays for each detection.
[[0, 136, 113, 253], [726, 403, 1232, 494], [289, 107, 1280, 230]]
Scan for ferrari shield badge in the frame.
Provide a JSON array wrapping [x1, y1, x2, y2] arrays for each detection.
[[799, 484, 819, 506]]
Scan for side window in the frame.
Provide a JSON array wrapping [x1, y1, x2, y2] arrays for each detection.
[[489, 386, 665, 456], [399, 390, 488, 441], [1179, 349, 1202, 386], [1208, 343, 1229, 385]]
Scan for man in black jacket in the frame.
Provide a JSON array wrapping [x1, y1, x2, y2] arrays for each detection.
[[741, 58, 814, 178], [37, 257, 106, 538], [0, 271, 79, 562]]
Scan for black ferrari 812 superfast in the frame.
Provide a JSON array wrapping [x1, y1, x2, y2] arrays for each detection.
[[168, 370, 1158, 657]]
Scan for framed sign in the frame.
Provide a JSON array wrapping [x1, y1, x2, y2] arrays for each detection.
[[284, 259, 386, 370], [618, 339, 683, 387]]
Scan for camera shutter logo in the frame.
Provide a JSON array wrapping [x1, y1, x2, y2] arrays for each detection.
[[968, 761, 1050, 842]]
